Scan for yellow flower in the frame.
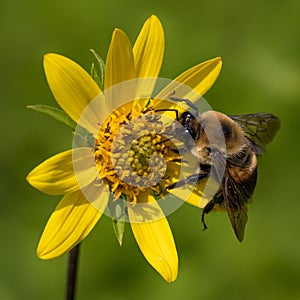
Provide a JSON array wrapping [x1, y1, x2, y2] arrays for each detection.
[[27, 15, 222, 282]]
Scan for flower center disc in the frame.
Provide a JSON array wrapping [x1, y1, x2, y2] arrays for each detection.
[[116, 131, 167, 187], [94, 106, 170, 203]]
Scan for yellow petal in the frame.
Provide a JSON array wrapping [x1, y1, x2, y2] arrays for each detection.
[[166, 161, 219, 208], [173, 57, 222, 99], [128, 192, 178, 282], [133, 16, 165, 103], [155, 57, 222, 109], [104, 29, 136, 110], [177, 182, 209, 208], [27, 150, 78, 195], [37, 187, 109, 259], [44, 54, 102, 127], [133, 15, 164, 78], [72, 147, 100, 191], [104, 29, 136, 87]]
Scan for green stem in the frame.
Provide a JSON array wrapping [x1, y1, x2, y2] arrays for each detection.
[[66, 244, 80, 300]]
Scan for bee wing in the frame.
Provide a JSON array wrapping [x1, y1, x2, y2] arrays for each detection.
[[221, 175, 249, 242], [210, 149, 227, 185], [230, 113, 280, 155], [225, 201, 248, 242]]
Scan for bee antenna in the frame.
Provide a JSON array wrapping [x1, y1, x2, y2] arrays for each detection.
[[168, 91, 199, 117]]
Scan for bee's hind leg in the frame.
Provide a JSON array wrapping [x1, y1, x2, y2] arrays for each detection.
[[201, 200, 215, 231]]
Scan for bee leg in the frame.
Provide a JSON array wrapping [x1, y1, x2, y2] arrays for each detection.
[[169, 146, 191, 154], [201, 200, 215, 231], [168, 91, 199, 116], [154, 108, 179, 120], [166, 172, 208, 190]]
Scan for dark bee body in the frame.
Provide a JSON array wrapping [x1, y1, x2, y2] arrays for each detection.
[[178, 111, 197, 139], [167, 104, 280, 242]]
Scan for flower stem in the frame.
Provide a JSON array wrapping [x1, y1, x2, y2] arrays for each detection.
[[66, 243, 80, 300]]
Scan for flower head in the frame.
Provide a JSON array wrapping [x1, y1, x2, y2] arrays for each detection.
[[27, 15, 222, 282]]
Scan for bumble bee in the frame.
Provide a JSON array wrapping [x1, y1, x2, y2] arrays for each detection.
[[166, 95, 280, 242]]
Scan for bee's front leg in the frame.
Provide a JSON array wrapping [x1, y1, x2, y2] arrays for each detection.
[[166, 172, 208, 190]]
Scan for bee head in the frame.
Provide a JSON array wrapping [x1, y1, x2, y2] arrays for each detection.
[[178, 111, 197, 139], [171, 111, 200, 148]]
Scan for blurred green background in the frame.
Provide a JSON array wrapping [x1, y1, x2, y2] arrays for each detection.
[[1, 0, 299, 299]]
